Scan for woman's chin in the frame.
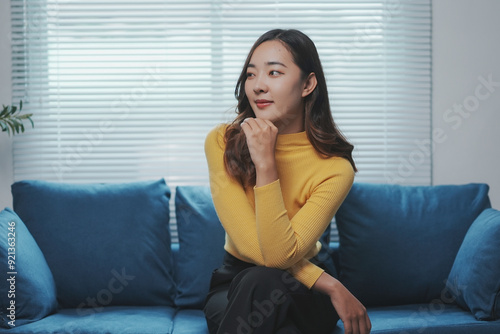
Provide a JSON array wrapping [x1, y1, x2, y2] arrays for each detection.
[[252, 113, 279, 124]]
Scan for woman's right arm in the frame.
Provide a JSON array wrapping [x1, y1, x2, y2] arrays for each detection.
[[204, 125, 265, 264], [313, 272, 372, 334]]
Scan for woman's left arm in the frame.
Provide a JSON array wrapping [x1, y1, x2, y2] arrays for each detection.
[[254, 169, 353, 269]]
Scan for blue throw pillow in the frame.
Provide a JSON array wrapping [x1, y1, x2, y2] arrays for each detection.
[[174, 186, 226, 309], [335, 183, 491, 306], [446, 208, 500, 320], [11, 179, 175, 308], [0, 208, 57, 328]]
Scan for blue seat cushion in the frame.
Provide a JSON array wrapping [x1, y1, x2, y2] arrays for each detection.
[[332, 304, 500, 334], [335, 183, 491, 306], [446, 208, 500, 320], [11, 179, 176, 308], [0, 306, 176, 334], [172, 309, 209, 334], [0, 208, 57, 328]]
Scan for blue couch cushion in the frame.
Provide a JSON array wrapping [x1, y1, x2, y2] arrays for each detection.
[[11, 179, 175, 308], [0, 208, 57, 328], [335, 183, 491, 306], [446, 208, 500, 320], [172, 309, 210, 334], [0, 306, 176, 334], [332, 303, 500, 334], [174, 186, 226, 309]]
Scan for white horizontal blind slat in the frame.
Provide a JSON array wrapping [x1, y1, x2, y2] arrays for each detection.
[[10, 0, 432, 242]]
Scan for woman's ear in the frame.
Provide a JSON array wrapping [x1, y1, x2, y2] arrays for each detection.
[[301, 72, 317, 98]]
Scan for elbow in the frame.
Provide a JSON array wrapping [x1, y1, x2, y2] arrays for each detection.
[[263, 258, 290, 270]]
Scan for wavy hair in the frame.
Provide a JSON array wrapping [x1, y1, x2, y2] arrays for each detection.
[[224, 29, 357, 188]]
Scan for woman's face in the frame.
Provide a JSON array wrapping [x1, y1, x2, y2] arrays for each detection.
[[244, 40, 314, 134]]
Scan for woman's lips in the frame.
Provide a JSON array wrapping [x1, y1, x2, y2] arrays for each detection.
[[255, 100, 273, 108]]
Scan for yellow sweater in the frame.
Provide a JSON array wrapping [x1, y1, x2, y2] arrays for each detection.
[[204, 124, 354, 288]]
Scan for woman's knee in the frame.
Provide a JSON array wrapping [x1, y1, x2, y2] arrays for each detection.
[[204, 287, 229, 333], [229, 266, 304, 300], [235, 266, 283, 287]]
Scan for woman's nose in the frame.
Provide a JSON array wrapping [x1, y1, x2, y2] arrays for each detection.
[[253, 75, 268, 94]]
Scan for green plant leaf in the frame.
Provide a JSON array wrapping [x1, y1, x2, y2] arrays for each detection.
[[15, 119, 23, 131], [1, 101, 34, 136], [18, 113, 33, 119], [7, 120, 15, 135], [11, 119, 20, 133], [0, 106, 9, 118]]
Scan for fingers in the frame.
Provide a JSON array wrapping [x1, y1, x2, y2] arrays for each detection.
[[240, 118, 257, 137], [341, 308, 371, 334], [240, 118, 278, 140], [357, 310, 371, 334], [239, 117, 278, 169], [352, 320, 360, 334], [240, 117, 252, 128], [343, 316, 370, 334], [241, 118, 276, 130], [365, 312, 372, 333], [344, 320, 357, 334], [343, 321, 352, 334]]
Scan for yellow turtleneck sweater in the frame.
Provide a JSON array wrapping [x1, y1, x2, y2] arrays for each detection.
[[204, 124, 354, 288]]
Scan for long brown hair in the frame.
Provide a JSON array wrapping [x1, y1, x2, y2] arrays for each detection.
[[224, 29, 357, 188]]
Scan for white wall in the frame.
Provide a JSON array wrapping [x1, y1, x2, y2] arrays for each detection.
[[0, 0, 13, 209], [1, 1, 499, 209], [433, 0, 500, 208]]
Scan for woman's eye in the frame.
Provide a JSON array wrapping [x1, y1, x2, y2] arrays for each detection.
[[246, 72, 254, 78], [269, 70, 282, 76]]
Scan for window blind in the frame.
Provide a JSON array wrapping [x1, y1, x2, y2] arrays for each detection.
[[10, 0, 432, 241]]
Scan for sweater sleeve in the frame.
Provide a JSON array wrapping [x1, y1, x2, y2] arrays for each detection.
[[254, 157, 354, 271], [204, 124, 264, 264]]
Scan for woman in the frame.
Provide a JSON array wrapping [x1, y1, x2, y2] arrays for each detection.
[[204, 29, 371, 334]]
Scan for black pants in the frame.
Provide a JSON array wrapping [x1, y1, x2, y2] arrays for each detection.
[[203, 252, 340, 334]]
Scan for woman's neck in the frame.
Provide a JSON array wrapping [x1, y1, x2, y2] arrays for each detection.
[[275, 113, 305, 134]]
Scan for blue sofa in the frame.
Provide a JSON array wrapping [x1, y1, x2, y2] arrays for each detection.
[[1, 180, 499, 333]]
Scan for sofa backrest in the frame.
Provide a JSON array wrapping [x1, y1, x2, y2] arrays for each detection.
[[9, 180, 492, 312]]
